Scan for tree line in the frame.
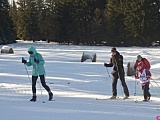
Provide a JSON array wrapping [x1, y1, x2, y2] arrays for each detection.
[[0, 0, 16, 44], [1, 0, 160, 46]]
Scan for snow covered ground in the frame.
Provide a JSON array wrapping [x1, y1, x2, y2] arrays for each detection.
[[0, 42, 160, 120]]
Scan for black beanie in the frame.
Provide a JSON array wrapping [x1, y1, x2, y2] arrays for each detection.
[[111, 47, 117, 52]]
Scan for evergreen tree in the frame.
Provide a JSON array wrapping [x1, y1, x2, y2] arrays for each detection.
[[36, 0, 47, 41], [90, 0, 107, 45], [122, 0, 146, 46], [55, 0, 75, 44], [143, 0, 160, 45], [16, 0, 27, 40], [10, 0, 18, 38], [42, 0, 58, 42], [0, 0, 16, 44], [25, 0, 39, 41], [106, 0, 126, 46], [17, 0, 39, 41]]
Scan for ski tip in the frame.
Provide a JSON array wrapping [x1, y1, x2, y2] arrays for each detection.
[[48, 99, 55, 101], [135, 100, 138, 103]]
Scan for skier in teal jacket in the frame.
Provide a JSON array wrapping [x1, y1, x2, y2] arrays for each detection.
[[22, 46, 53, 101]]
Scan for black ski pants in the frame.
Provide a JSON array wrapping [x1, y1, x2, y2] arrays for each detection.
[[142, 85, 151, 100], [112, 71, 129, 97], [32, 75, 51, 94]]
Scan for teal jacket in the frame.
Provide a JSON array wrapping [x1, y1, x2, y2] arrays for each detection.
[[26, 46, 45, 76]]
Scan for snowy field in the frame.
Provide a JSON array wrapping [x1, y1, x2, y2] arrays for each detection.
[[0, 42, 160, 120]]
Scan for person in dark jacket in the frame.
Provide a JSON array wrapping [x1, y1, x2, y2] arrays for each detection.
[[104, 47, 129, 99], [22, 46, 53, 102]]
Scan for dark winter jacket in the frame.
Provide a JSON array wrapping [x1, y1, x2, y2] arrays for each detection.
[[104, 51, 125, 77]]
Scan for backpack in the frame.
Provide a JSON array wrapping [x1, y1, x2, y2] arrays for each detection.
[[141, 58, 151, 70]]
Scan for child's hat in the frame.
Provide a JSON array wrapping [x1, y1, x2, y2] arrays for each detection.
[[137, 55, 142, 61]]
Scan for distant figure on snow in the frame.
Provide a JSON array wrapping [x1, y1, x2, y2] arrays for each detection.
[[104, 47, 129, 99], [135, 62, 151, 101], [22, 46, 53, 102]]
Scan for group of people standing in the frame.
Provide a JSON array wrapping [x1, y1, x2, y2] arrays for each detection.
[[104, 47, 151, 101], [22, 46, 151, 102]]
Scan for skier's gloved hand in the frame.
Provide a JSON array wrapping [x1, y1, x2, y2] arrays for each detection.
[[147, 77, 151, 81], [34, 58, 39, 63], [104, 62, 108, 67], [22, 57, 27, 64], [135, 75, 139, 79]]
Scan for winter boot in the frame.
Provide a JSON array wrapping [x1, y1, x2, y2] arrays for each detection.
[[147, 95, 151, 101], [142, 99, 148, 102], [110, 96, 116, 99], [123, 96, 129, 100], [49, 92, 53, 101], [30, 96, 37, 102]]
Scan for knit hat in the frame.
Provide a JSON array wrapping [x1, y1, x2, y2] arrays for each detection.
[[111, 47, 117, 52], [137, 55, 142, 61]]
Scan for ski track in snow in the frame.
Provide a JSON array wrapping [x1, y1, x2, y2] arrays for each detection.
[[0, 42, 160, 120]]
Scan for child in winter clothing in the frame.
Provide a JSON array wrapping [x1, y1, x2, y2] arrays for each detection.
[[22, 46, 53, 101], [135, 62, 151, 101]]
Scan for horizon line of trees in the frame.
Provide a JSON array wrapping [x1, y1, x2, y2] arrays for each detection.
[[0, 0, 160, 46]]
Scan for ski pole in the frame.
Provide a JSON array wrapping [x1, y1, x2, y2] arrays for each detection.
[[23, 62, 32, 95], [135, 82, 143, 102], [150, 82, 160, 97], [151, 78, 160, 89], [23, 63, 31, 82], [106, 67, 112, 80], [150, 78, 160, 97], [136, 82, 142, 96], [134, 78, 137, 96], [134, 80, 138, 102], [35, 62, 45, 103]]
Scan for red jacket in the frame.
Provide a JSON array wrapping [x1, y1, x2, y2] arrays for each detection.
[[134, 58, 151, 70]]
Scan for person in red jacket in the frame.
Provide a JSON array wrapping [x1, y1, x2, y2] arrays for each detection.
[[134, 55, 150, 71]]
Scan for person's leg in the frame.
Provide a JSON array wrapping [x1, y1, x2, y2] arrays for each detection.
[[111, 72, 118, 98], [147, 85, 151, 100], [120, 75, 129, 97], [39, 75, 50, 91], [112, 77, 118, 97], [30, 76, 38, 101], [144, 85, 151, 101], [39, 75, 53, 100]]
